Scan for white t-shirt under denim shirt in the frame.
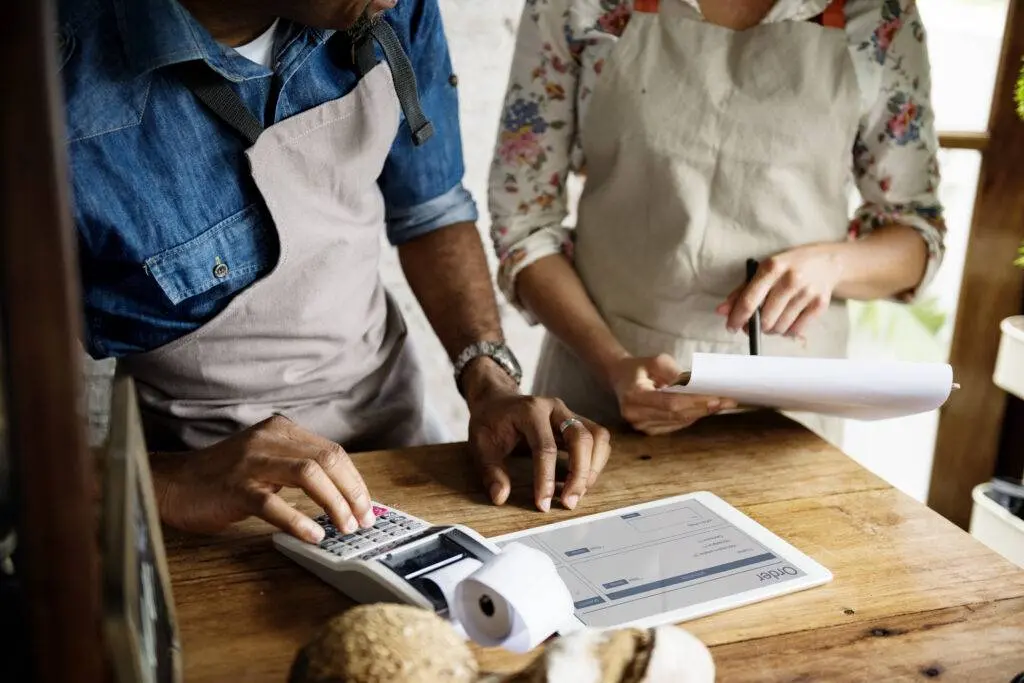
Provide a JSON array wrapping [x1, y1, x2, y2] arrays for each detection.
[[233, 19, 280, 68]]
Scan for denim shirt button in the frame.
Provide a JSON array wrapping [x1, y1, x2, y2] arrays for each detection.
[[213, 262, 229, 278]]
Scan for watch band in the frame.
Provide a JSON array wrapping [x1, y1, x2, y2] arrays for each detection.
[[453, 340, 523, 390]]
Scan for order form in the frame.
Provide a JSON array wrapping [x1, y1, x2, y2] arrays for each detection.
[[497, 498, 809, 628]]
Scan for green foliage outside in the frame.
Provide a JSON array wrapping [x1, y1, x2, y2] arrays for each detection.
[[849, 297, 948, 363], [1017, 58, 1024, 268]]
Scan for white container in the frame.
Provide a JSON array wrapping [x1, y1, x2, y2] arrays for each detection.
[[969, 483, 1024, 569], [993, 315, 1024, 401]]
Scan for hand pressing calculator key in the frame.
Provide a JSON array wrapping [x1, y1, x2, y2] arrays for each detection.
[[273, 502, 500, 615], [314, 504, 431, 560]]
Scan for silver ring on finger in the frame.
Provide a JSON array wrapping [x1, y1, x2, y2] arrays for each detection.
[[559, 417, 584, 436]]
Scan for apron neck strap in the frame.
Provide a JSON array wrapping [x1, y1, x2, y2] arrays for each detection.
[[816, 0, 847, 28], [348, 16, 435, 147], [176, 61, 264, 146], [174, 17, 437, 150]]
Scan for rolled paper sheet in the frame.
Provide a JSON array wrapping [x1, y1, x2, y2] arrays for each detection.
[[452, 542, 575, 653]]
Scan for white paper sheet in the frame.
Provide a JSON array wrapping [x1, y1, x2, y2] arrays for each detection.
[[662, 352, 955, 420]]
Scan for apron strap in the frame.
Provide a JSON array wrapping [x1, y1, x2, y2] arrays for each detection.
[[806, 0, 848, 28], [175, 62, 264, 146], [820, 0, 846, 29], [175, 20, 435, 150], [349, 17, 435, 147]]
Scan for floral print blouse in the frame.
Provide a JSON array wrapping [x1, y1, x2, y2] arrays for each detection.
[[488, 0, 947, 317]]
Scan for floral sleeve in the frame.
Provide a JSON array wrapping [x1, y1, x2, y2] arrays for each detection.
[[487, 0, 584, 321], [850, 0, 946, 302]]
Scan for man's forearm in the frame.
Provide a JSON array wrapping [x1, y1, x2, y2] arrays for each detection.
[[832, 224, 930, 301], [399, 222, 503, 355], [517, 254, 630, 388], [399, 222, 515, 402]]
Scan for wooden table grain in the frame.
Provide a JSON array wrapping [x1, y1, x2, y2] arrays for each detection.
[[164, 412, 1024, 682]]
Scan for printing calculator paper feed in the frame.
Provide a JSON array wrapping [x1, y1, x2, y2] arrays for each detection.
[[493, 493, 830, 630], [452, 543, 576, 653]]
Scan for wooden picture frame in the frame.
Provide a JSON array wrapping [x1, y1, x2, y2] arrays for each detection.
[[102, 372, 183, 683], [2, 1, 107, 681]]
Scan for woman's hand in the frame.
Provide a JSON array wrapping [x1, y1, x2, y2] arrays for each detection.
[[606, 354, 735, 436], [716, 244, 844, 339]]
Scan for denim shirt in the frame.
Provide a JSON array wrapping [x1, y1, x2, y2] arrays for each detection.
[[58, 0, 477, 359]]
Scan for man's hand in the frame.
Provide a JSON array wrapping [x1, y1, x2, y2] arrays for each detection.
[[607, 354, 735, 435], [149, 415, 374, 544], [463, 359, 611, 513], [716, 244, 844, 339]]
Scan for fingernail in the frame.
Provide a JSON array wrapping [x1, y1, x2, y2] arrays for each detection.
[[343, 517, 358, 535], [708, 399, 721, 411], [563, 494, 579, 510], [539, 497, 551, 512], [304, 520, 325, 544], [489, 482, 504, 504], [360, 510, 376, 528]]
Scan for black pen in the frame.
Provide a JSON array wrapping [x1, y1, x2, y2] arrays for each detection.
[[746, 258, 761, 356]]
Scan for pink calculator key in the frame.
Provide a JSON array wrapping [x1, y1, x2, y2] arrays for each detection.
[[371, 504, 389, 517]]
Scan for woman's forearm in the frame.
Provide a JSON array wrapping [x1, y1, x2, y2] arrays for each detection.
[[832, 224, 929, 301], [516, 254, 630, 387]]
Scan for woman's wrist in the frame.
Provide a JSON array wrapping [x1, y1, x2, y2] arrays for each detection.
[[589, 345, 633, 390], [829, 225, 928, 300]]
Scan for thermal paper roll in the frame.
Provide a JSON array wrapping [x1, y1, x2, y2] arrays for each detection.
[[448, 542, 574, 653]]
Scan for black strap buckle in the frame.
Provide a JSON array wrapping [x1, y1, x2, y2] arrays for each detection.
[[347, 14, 435, 147]]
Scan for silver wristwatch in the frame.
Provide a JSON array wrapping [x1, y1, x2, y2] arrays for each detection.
[[453, 340, 523, 390]]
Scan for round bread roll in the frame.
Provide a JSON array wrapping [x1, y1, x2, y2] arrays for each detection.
[[289, 604, 478, 683], [491, 625, 714, 683]]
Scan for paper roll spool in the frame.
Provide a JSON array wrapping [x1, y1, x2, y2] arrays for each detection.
[[450, 542, 575, 653], [421, 558, 483, 619]]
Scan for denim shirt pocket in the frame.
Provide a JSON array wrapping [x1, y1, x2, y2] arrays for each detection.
[[145, 203, 273, 307]]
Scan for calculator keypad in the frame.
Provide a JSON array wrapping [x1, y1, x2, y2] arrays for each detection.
[[315, 505, 428, 559]]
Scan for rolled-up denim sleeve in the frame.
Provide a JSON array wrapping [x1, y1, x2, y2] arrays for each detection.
[[379, 0, 477, 246], [386, 182, 478, 245]]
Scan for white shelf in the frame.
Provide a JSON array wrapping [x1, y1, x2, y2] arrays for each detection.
[[970, 483, 1024, 569], [993, 316, 1024, 402]]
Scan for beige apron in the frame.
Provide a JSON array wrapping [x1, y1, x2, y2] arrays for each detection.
[[533, 0, 861, 445], [121, 64, 448, 452]]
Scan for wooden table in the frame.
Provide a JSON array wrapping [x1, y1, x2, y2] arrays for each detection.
[[165, 412, 1024, 681]]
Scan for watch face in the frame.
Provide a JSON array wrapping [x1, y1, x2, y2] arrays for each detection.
[[494, 344, 522, 379], [497, 345, 521, 372], [454, 342, 522, 387]]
